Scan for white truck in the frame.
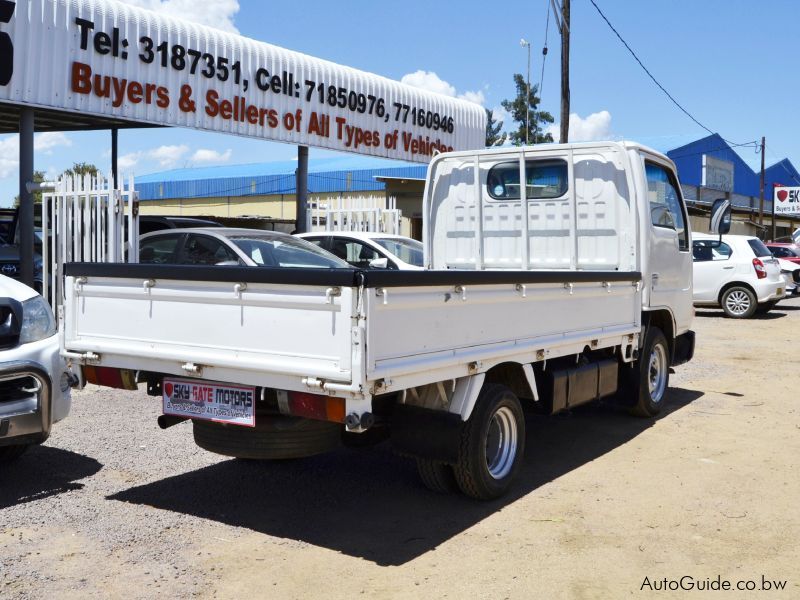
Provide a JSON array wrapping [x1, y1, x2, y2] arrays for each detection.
[[60, 142, 706, 499]]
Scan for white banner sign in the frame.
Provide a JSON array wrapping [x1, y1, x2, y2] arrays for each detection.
[[0, 0, 485, 163], [774, 187, 800, 216]]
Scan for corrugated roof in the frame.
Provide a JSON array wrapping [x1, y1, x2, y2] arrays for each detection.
[[137, 157, 427, 200]]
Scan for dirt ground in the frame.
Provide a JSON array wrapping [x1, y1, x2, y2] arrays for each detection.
[[2, 297, 799, 599]]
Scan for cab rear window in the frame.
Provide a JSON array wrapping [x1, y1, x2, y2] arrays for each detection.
[[747, 239, 771, 258]]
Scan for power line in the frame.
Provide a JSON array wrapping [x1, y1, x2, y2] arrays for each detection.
[[587, 0, 757, 150], [538, 0, 551, 104]]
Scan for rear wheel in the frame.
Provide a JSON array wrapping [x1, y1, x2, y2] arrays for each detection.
[[416, 459, 458, 493], [193, 416, 341, 460], [721, 286, 757, 318], [0, 444, 29, 463], [629, 327, 670, 418], [453, 384, 525, 500]]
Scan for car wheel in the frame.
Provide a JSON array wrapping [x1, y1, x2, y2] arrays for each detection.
[[453, 384, 525, 500], [721, 286, 757, 318], [628, 327, 670, 418], [193, 416, 341, 460]]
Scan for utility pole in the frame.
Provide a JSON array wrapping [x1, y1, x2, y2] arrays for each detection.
[[758, 136, 765, 229], [559, 0, 570, 143], [520, 39, 531, 145]]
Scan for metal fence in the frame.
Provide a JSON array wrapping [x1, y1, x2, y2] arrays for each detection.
[[42, 174, 138, 310]]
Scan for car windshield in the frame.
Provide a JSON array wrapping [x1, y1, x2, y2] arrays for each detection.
[[372, 238, 424, 267], [747, 239, 772, 258], [229, 234, 350, 269]]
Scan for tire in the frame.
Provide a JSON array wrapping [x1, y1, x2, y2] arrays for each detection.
[[0, 444, 29, 463], [720, 286, 757, 318], [628, 327, 670, 418], [193, 416, 341, 460], [416, 459, 458, 494], [453, 384, 525, 500]]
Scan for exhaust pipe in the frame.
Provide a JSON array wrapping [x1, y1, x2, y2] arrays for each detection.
[[157, 415, 188, 429]]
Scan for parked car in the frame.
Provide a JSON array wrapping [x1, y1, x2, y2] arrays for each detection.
[[0, 232, 44, 294], [139, 228, 350, 269], [295, 232, 424, 270], [1, 275, 72, 462], [692, 233, 785, 318], [766, 242, 800, 265], [138, 215, 223, 236], [777, 258, 800, 295]]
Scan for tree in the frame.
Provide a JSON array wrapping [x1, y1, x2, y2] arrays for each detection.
[[485, 109, 507, 147], [63, 162, 99, 179], [501, 73, 554, 146]]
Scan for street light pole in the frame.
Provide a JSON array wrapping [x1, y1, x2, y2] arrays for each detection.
[[520, 38, 531, 146]]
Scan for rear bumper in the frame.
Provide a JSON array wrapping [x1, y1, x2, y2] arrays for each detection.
[[0, 337, 71, 448], [754, 280, 786, 303], [672, 330, 695, 366]]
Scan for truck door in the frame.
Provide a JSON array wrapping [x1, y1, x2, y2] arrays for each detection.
[[643, 160, 693, 332]]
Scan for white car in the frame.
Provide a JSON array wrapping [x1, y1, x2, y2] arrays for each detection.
[[692, 233, 785, 318], [0, 275, 72, 462], [139, 228, 350, 269], [777, 258, 800, 295], [295, 232, 424, 270]]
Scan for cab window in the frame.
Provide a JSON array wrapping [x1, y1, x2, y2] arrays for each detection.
[[487, 159, 568, 200], [645, 162, 689, 251]]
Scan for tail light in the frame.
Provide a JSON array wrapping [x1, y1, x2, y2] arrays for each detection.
[[279, 390, 346, 423], [752, 258, 767, 279]]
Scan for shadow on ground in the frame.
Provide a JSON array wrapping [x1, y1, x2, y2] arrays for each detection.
[[0, 446, 102, 509], [108, 387, 702, 566]]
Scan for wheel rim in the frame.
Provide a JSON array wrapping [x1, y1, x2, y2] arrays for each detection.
[[724, 290, 751, 315], [485, 406, 518, 480], [648, 342, 668, 404]]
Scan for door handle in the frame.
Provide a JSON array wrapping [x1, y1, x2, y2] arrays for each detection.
[[723, 266, 734, 270]]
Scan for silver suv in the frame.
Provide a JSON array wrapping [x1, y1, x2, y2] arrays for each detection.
[[0, 275, 72, 462]]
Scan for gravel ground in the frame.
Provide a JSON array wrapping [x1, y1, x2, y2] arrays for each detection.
[[1, 296, 799, 599]]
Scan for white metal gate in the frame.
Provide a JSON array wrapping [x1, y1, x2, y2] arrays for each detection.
[[42, 174, 138, 309], [307, 195, 401, 234]]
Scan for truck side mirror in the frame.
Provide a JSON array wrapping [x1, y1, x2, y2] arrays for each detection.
[[709, 198, 731, 236]]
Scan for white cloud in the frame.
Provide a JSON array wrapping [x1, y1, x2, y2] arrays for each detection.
[[459, 90, 485, 106], [546, 111, 612, 142], [490, 105, 511, 126], [0, 136, 19, 178], [149, 144, 189, 168], [401, 71, 456, 97], [34, 132, 72, 154], [400, 70, 486, 107], [191, 148, 232, 164], [118, 151, 143, 172], [0, 132, 74, 178], [120, 0, 240, 34]]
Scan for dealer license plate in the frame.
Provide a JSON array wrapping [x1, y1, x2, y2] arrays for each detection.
[[162, 378, 255, 427]]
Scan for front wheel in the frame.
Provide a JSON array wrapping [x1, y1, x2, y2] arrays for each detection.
[[721, 286, 757, 318], [629, 327, 670, 418], [453, 384, 525, 500]]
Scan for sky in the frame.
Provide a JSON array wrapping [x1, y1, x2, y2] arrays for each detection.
[[1, 0, 798, 206]]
